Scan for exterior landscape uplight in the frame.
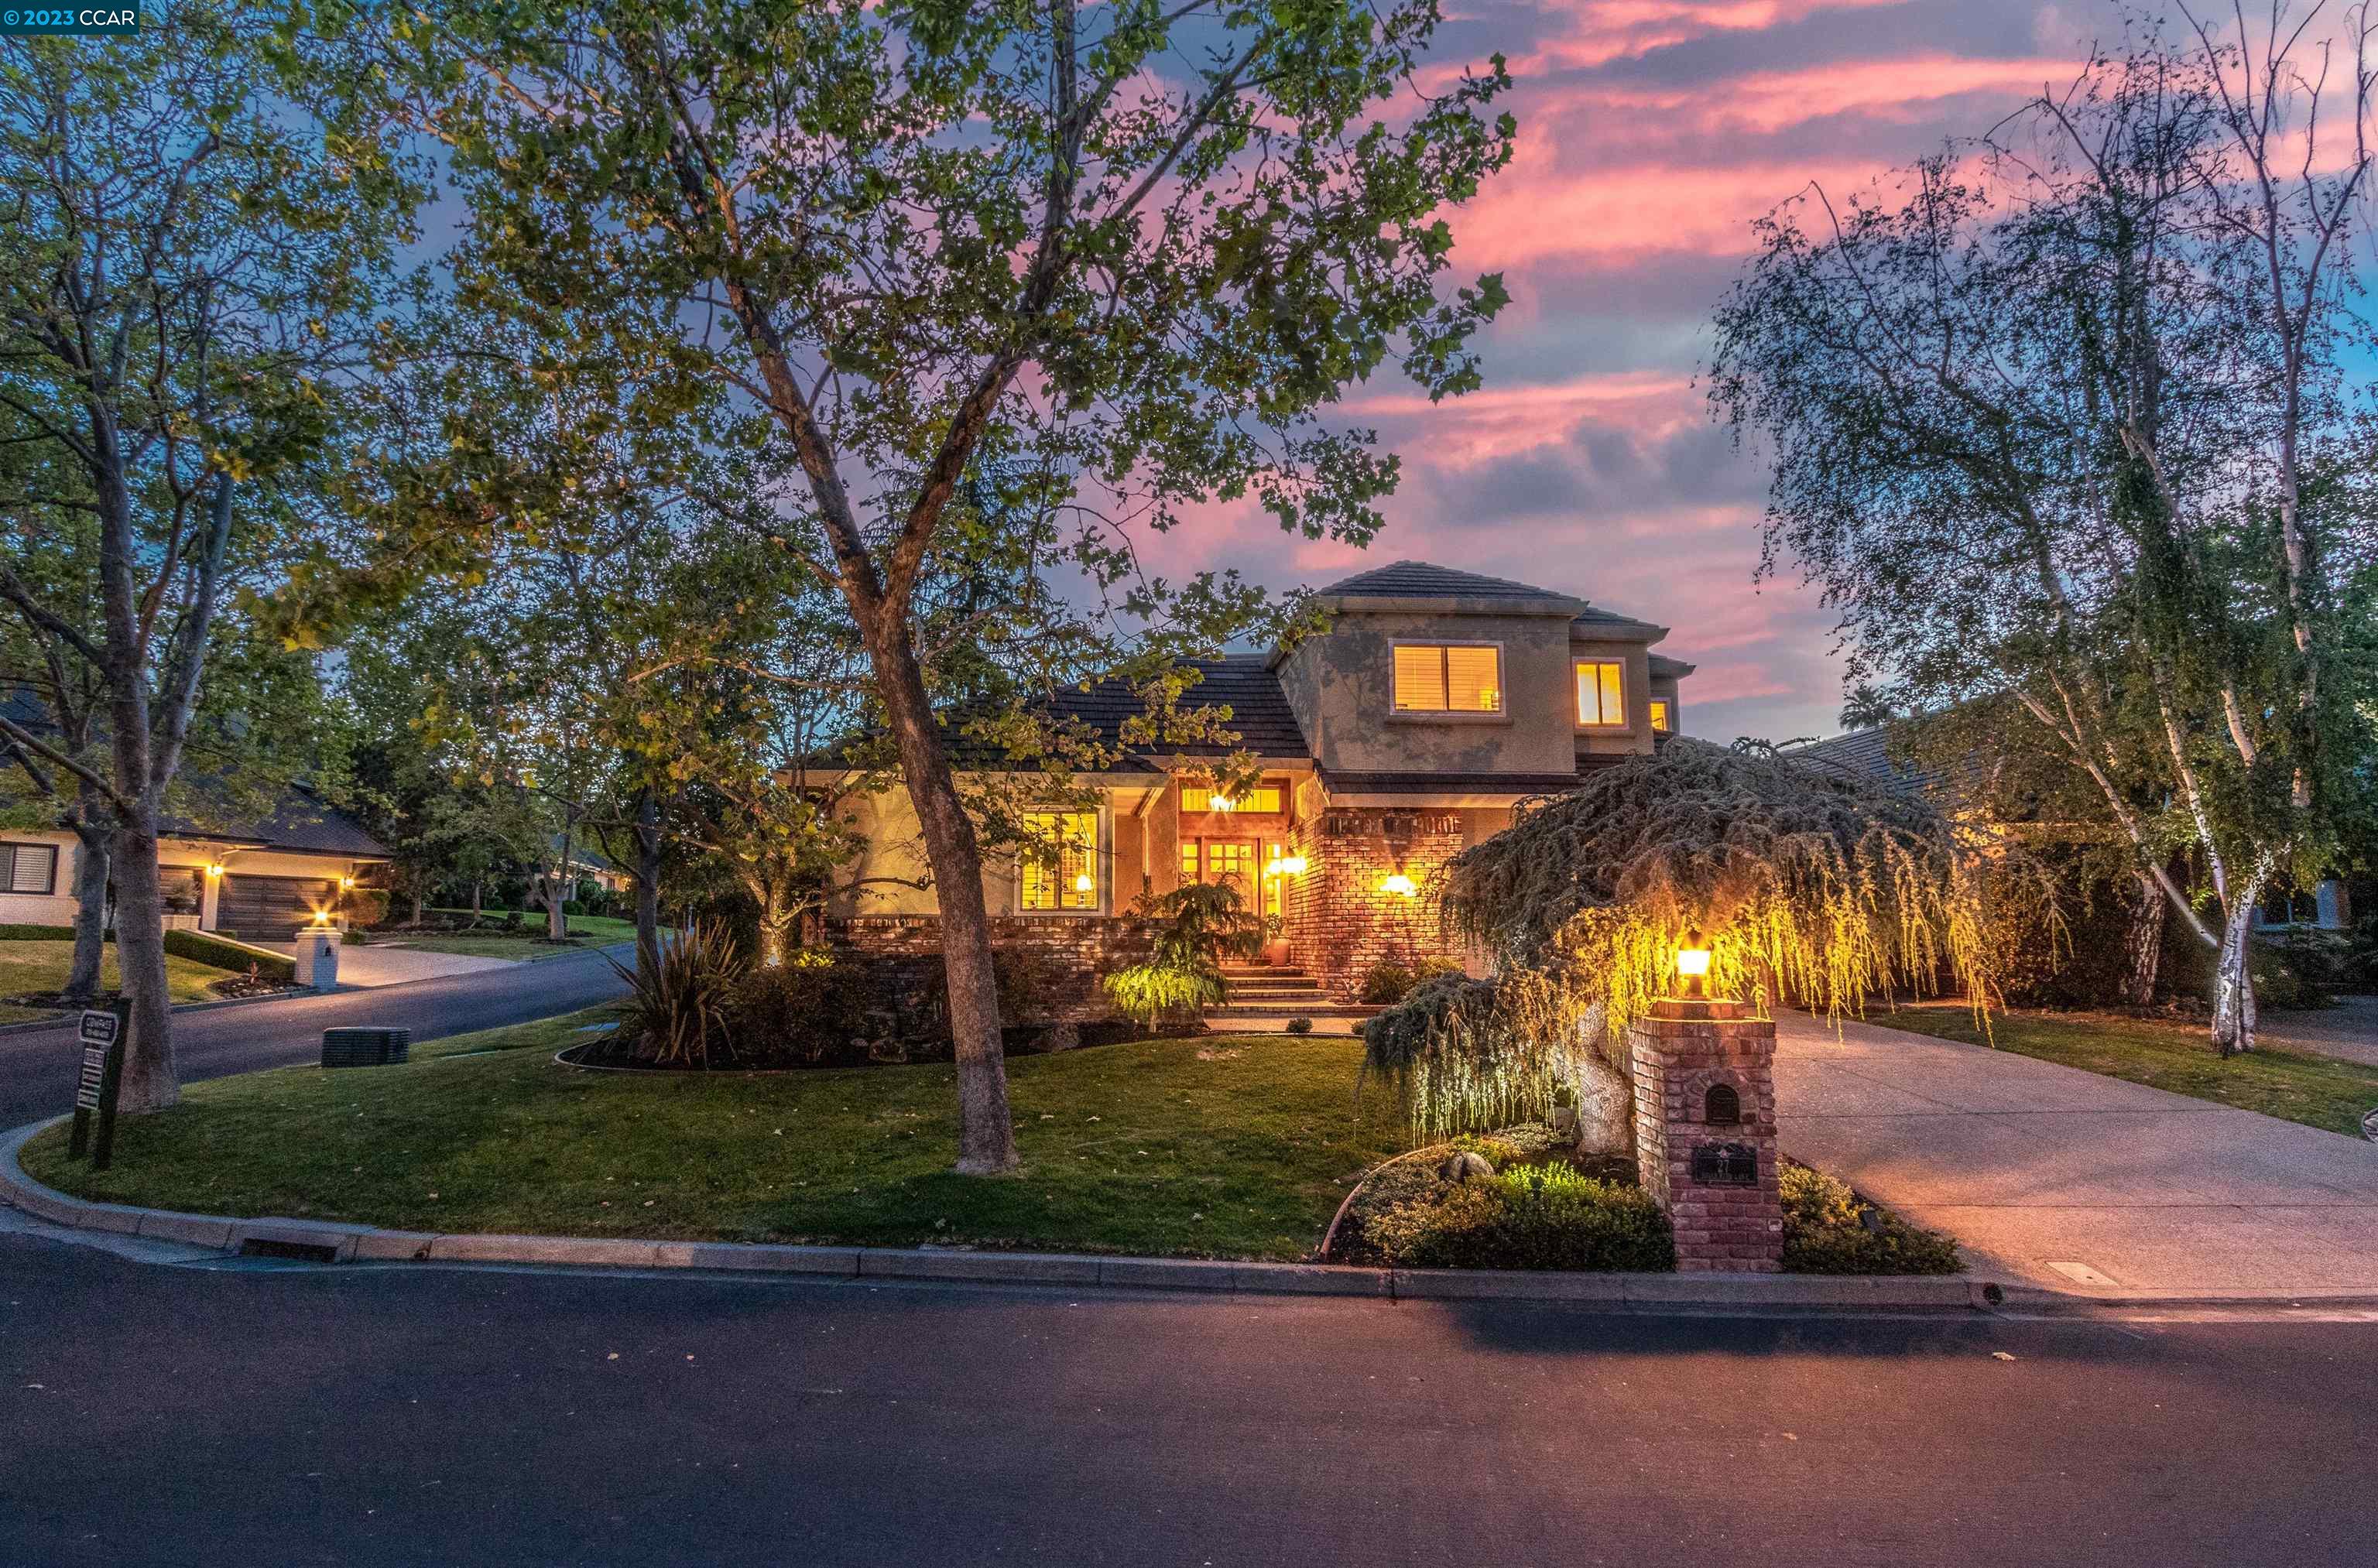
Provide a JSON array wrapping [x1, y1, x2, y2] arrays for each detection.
[[1674, 930, 1712, 1000]]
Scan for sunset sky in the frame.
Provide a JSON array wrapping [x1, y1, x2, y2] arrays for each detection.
[[1160, 0, 2126, 747]]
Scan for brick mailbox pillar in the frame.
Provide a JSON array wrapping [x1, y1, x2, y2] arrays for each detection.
[[1629, 998, 1784, 1272]]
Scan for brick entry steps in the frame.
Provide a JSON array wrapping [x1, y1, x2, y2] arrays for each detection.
[[1202, 966, 1382, 1035]]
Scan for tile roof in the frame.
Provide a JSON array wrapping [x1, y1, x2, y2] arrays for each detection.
[[1649, 652, 1696, 679], [1784, 728, 1954, 799], [5, 684, 388, 858], [937, 656, 1311, 771], [1317, 560, 1575, 601]]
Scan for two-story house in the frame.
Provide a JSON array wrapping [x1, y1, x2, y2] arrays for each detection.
[[821, 562, 1693, 1007]]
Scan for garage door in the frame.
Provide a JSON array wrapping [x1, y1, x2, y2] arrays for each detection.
[[216, 873, 337, 936]]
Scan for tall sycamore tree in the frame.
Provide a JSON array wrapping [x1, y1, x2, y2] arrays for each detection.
[[378, 0, 1515, 1170], [1708, 11, 2377, 1054], [0, 4, 422, 1108]]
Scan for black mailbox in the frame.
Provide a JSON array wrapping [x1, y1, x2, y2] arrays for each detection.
[[1691, 1142, 1759, 1186], [1704, 1084, 1741, 1125]]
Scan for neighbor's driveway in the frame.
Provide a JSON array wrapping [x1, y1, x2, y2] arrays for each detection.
[[1774, 1012, 2378, 1298], [259, 940, 519, 988]]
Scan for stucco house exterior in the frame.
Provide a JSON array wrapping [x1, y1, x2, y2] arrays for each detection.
[[820, 561, 1693, 1006]]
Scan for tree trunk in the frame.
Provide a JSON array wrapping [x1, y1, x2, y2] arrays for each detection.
[[409, 888, 424, 926], [2119, 870, 2166, 1009], [549, 810, 575, 940], [633, 789, 663, 977], [471, 878, 483, 919], [1568, 1001, 1633, 1155], [62, 807, 111, 1005], [2211, 888, 2260, 1057], [108, 810, 179, 1112], [870, 625, 1016, 1174]]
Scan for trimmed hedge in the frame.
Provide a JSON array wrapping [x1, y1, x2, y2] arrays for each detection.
[[0, 925, 77, 940], [163, 929, 296, 984]]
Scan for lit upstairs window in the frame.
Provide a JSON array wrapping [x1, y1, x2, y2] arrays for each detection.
[[1394, 644, 1502, 713], [1650, 699, 1671, 734], [1576, 660, 1626, 726]]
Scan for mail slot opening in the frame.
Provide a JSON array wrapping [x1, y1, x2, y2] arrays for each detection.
[[1704, 1084, 1740, 1125]]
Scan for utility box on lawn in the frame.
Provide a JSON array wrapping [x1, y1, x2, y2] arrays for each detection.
[[321, 1027, 409, 1069]]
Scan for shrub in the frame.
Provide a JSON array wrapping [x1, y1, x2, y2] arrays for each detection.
[[607, 919, 747, 1067], [1285, 1016, 1313, 1035], [1778, 1162, 1961, 1275], [163, 930, 296, 984], [1359, 969, 1573, 1144], [562, 899, 586, 917], [1356, 957, 1413, 1005], [1393, 1163, 1674, 1272], [720, 959, 883, 1068], [0, 925, 76, 940], [1102, 881, 1261, 1027]]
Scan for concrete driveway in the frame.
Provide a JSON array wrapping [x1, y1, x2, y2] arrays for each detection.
[[259, 940, 519, 988], [1774, 1012, 2378, 1299]]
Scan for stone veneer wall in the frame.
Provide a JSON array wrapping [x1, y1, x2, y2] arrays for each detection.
[[824, 914, 1159, 1028], [1285, 807, 1468, 1001]]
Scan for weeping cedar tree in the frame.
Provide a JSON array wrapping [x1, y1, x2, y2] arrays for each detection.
[[362, 0, 1516, 1172], [1362, 741, 2051, 1146], [1705, 9, 2378, 1056]]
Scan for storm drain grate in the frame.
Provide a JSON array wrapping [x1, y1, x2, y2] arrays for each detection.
[[238, 1237, 341, 1264]]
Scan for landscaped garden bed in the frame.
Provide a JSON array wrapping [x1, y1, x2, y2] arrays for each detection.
[[1322, 1125, 1958, 1275]]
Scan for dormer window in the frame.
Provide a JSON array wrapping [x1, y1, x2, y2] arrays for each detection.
[[1576, 660, 1627, 727], [1394, 643, 1503, 714]]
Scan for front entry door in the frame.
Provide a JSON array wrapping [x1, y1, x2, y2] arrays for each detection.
[[1180, 838, 1258, 912]]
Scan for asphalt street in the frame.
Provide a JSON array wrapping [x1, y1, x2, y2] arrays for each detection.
[[0, 944, 633, 1126], [2, 1220, 2375, 1567]]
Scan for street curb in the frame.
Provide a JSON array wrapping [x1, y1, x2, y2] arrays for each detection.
[[10, 1116, 2369, 1313]]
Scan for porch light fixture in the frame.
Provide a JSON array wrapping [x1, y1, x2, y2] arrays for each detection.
[[1674, 930, 1712, 1000], [338, 875, 357, 890], [1379, 872, 1417, 898], [204, 862, 224, 878], [1277, 854, 1308, 876]]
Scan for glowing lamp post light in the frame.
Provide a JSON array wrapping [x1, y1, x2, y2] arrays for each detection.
[[1673, 930, 1712, 1001]]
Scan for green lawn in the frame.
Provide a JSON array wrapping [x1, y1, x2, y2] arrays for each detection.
[[1874, 1001, 2378, 1138], [380, 911, 639, 962], [0, 940, 241, 1012], [20, 1013, 1405, 1259]]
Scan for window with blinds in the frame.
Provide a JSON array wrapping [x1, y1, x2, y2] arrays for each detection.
[[0, 842, 59, 895], [1019, 811, 1098, 911], [1576, 660, 1626, 726], [1393, 644, 1503, 713]]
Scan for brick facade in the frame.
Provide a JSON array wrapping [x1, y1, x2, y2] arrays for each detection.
[[1628, 1000, 1785, 1272], [824, 914, 1159, 1028], [1285, 808, 1468, 1000]]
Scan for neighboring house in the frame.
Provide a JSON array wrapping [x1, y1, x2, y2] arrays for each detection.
[[0, 690, 391, 936], [821, 561, 1694, 1003]]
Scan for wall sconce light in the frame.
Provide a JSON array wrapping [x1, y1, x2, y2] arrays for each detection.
[[338, 875, 357, 891], [1276, 854, 1308, 876], [204, 863, 224, 878], [1379, 873, 1417, 898], [1674, 929, 1712, 1000]]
